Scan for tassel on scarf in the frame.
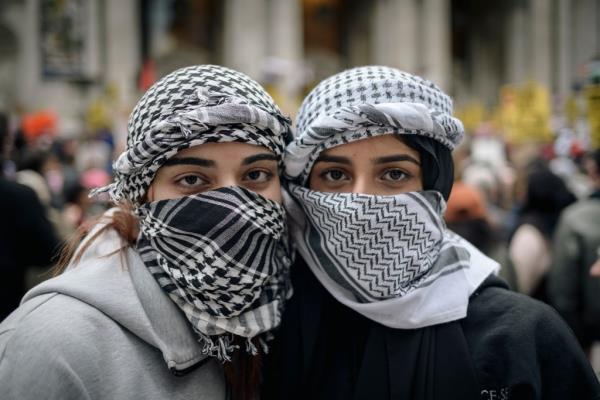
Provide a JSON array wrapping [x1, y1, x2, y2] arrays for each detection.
[[197, 332, 273, 362]]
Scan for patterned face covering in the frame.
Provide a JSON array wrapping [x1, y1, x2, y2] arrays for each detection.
[[285, 183, 498, 329], [137, 186, 292, 361], [91, 65, 294, 361]]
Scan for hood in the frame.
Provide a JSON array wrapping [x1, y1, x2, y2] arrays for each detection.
[[21, 211, 208, 374]]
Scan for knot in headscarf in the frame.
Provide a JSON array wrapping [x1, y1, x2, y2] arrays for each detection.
[[94, 65, 292, 204], [285, 66, 464, 185]]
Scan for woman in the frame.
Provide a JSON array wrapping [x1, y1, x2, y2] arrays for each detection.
[[509, 163, 576, 300], [262, 66, 600, 399], [0, 65, 293, 400]]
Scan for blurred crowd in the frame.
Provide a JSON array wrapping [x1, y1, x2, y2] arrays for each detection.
[[0, 110, 113, 319], [1, 105, 600, 364]]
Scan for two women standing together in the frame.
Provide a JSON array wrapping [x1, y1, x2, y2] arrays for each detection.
[[1, 65, 598, 400]]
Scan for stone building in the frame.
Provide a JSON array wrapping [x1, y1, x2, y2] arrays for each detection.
[[0, 0, 598, 127]]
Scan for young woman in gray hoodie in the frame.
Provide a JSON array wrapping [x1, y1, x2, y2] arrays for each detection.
[[0, 65, 293, 400]]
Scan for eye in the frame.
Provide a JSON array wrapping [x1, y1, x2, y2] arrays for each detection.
[[381, 168, 410, 182], [244, 169, 273, 183], [321, 169, 349, 182], [176, 174, 208, 188]]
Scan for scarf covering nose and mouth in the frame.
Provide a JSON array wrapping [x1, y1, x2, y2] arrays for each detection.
[[285, 184, 498, 328], [288, 186, 446, 302], [137, 186, 293, 361], [91, 65, 293, 361]]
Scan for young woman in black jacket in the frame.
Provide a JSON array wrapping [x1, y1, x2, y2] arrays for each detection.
[[262, 66, 600, 400]]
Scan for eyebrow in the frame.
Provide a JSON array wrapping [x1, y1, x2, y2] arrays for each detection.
[[314, 155, 352, 165], [374, 155, 421, 166], [242, 153, 279, 165], [162, 153, 278, 168], [162, 157, 215, 167]]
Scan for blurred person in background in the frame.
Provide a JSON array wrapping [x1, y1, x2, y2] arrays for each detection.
[[61, 181, 92, 233], [0, 65, 293, 400], [508, 163, 576, 301], [445, 181, 516, 289], [14, 149, 69, 239], [0, 112, 60, 321], [61, 168, 111, 235], [461, 161, 511, 238], [549, 149, 600, 356]]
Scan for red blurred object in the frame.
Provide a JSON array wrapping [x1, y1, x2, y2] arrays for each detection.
[[21, 111, 57, 143], [445, 182, 488, 223], [138, 59, 156, 92], [540, 143, 555, 161], [570, 140, 585, 158]]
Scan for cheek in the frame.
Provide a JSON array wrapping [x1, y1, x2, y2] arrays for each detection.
[[146, 177, 180, 202], [307, 172, 319, 190], [308, 172, 330, 192], [406, 173, 424, 192], [256, 179, 283, 203]]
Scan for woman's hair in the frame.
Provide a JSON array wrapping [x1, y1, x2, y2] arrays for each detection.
[[52, 203, 139, 276], [223, 338, 263, 400], [399, 134, 455, 200]]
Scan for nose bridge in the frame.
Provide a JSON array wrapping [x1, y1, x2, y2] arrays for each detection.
[[352, 173, 373, 194], [218, 171, 239, 189]]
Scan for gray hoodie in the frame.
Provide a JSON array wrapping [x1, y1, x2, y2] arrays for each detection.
[[0, 224, 226, 399]]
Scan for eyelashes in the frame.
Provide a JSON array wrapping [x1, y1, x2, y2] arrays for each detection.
[[317, 167, 413, 184]]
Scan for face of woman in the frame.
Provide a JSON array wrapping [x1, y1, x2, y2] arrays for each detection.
[[309, 134, 423, 195], [147, 142, 282, 203]]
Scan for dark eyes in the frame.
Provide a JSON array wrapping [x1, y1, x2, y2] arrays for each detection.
[[176, 174, 208, 188], [381, 169, 409, 181], [319, 168, 410, 183], [245, 170, 273, 183], [321, 169, 348, 182], [175, 169, 274, 189]]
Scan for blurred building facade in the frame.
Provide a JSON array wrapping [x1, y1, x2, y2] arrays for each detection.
[[0, 0, 598, 130]]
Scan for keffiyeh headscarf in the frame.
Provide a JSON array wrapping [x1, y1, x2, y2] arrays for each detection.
[[285, 66, 498, 328], [94, 65, 293, 361], [285, 65, 463, 185], [94, 64, 292, 204]]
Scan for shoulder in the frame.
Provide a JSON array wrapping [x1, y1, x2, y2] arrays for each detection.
[[464, 279, 600, 398], [466, 282, 567, 340], [1, 291, 119, 358], [0, 293, 119, 399], [561, 199, 600, 220]]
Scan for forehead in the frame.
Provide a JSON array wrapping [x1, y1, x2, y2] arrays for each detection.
[[320, 134, 420, 159]]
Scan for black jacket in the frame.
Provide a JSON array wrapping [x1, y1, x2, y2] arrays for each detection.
[[263, 258, 600, 400], [0, 178, 59, 320]]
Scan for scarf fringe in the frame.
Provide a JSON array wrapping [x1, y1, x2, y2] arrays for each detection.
[[197, 333, 274, 363]]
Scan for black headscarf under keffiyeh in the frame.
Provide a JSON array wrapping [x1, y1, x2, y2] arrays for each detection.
[[400, 135, 455, 201]]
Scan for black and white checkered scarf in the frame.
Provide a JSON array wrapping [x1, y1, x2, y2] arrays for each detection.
[[94, 65, 292, 204], [138, 186, 292, 361], [93, 65, 293, 360], [285, 66, 463, 185], [284, 66, 497, 328]]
